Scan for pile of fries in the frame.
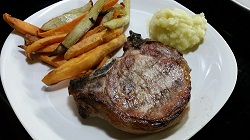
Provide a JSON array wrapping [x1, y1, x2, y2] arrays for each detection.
[[3, 0, 130, 86]]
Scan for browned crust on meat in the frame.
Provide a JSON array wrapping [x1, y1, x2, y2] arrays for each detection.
[[69, 32, 191, 134]]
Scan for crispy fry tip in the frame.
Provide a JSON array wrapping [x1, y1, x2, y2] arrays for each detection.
[[25, 51, 33, 60], [18, 45, 25, 48]]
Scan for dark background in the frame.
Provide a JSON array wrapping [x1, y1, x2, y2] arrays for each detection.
[[1, 0, 250, 139]]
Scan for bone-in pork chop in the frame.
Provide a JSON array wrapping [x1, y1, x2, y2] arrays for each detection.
[[68, 31, 191, 134]]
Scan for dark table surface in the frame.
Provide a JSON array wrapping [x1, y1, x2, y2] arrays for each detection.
[[1, 0, 250, 139]]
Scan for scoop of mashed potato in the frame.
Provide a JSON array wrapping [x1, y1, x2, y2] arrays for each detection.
[[149, 8, 207, 52]]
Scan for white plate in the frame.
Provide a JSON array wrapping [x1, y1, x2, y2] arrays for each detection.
[[231, 0, 250, 11], [1, 0, 237, 139]]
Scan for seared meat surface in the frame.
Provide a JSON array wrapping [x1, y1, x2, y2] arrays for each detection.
[[68, 31, 191, 134]]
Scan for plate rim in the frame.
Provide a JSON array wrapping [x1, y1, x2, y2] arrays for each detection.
[[231, 0, 250, 11], [1, 0, 238, 139]]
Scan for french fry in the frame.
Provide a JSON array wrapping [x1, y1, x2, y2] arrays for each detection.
[[102, 0, 119, 12], [112, 4, 126, 18], [24, 34, 41, 45], [36, 53, 67, 68], [41, 0, 93, 31], [36, 43, 59, 53], [42, 34, 126, 85], [100, 10, 114, 24], [25, 33, 66, 59], [64, 27, 123, 60], [96, 48, 119, 69], [102, 11, 129, 30], [18, 45, 28, 51], [38, 13, 87, 37], [80, 25, 106, 40], [50, 0, 106, 56], [3, 0, 128, 86], [74, 70, 90, 78], [3, 13, 41, 36], [103, 0, 130, 29], [19, 43, 59, 53], [64, 30, 107, 60], [97, 56, 110, 69], [100, 3, 125, 24]]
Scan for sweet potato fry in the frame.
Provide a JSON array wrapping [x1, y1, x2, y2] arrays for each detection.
[[25, 33, 66, 59], [36, 53, 67, 67], [80, 25, 106, 40], [50, 0, 106, 56], [3, 13, 41, 36], [42, 34, 126, 85], [24, 34, 41, 45], [96, 48, 118, 69], [102, 0, 119, 12], [64, 27, 123, 60], [38, 13, 87, 37], [36, 43, 59, 53], [97, 56, 110, 69], [19, 43, 59, 53]]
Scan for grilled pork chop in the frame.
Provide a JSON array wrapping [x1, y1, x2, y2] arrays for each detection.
[[68, 31, 191, 134]]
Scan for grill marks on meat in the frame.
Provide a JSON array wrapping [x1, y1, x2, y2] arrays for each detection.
[[68, 31, 191, 134]]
